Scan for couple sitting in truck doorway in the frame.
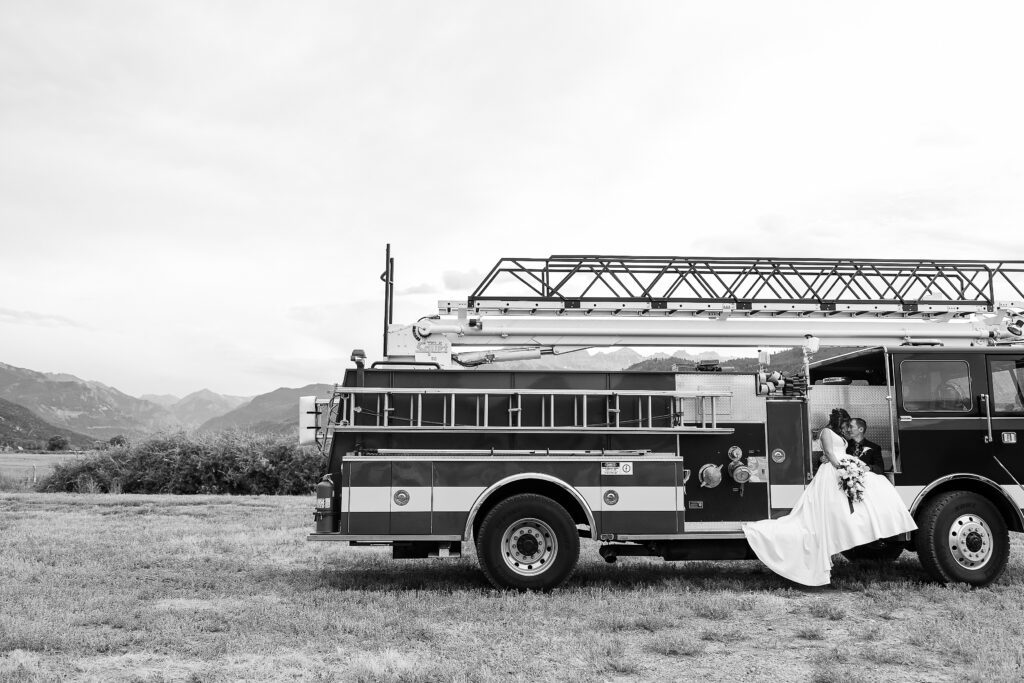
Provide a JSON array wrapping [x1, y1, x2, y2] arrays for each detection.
[[839, 416, 884, 475], [742, 408, 917, 586]]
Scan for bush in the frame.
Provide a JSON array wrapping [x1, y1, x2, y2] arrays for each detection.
[[47, 435, 69, 451], [37, 431, 325, 495]]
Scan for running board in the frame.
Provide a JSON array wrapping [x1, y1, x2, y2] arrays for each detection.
[[307, 533, 462, 542]]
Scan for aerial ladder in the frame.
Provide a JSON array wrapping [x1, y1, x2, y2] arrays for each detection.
[[381, 252, 1024, 366]]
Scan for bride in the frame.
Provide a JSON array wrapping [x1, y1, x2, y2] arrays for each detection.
[[743, 408, 918, 586]]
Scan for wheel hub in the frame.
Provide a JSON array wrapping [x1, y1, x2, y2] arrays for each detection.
[[949, 514, 993, 570], [501, 517, 558, 576], [516, 534, 539, 557]]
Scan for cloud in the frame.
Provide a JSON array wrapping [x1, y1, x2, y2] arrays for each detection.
[[0, 307, 84, 328], [442, 269, 484, 291]]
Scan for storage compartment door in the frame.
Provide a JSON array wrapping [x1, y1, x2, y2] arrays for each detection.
[[347, 461, 391, 535], [390, 461, 432, 535], [600, 459, 678, 536]]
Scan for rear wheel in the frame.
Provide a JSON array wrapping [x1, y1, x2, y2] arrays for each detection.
[[841, 537, 905, 563], [915, 491, 1010, 587], [476, 494, 580, 591]]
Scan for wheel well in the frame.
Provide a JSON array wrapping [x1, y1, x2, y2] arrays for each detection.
[[914, 479, 1024, 533], [470, 480, 593, 543]]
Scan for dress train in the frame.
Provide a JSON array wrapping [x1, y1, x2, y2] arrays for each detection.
[[743, 462, 917, 586]]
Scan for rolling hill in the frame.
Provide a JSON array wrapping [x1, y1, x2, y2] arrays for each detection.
[[0, 397, 94, 449], [140, 393, 180, 408], [0, 362, 177, 439], [0, 363, 253, 439], [198, 384, 333, 435], [168, 389, 251, 427]]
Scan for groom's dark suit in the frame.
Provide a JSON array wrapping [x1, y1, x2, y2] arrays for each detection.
[[846, 438, 885, 475]]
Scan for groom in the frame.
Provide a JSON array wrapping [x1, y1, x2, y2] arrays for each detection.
[[844, 418, 885, 475]]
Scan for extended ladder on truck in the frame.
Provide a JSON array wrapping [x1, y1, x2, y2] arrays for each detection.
[[382, 256, 1024, 363]]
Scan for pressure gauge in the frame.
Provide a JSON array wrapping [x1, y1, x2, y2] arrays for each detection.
[[728, 461, 752, 484], [699, 464, 723, 488]]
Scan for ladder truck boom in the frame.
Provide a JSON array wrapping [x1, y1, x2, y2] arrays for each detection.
[[383, 255, 1024, 366]]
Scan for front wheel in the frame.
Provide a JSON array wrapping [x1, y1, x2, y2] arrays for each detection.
[[476, 494, 580, 591], [915, 491, 1010, 587]]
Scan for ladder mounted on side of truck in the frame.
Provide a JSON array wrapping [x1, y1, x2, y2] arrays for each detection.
[[304, 385, 734, 453]]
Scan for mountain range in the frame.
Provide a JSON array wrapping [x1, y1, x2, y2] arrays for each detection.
[[198, 384, 334, 435], [0, 362, 178, 440], [0, 397, 94, 449], [0, 362, 252, 441], [167, 389, 250, 427]]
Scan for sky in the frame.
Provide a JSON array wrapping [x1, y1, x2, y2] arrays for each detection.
[[2, 1, 1024, 397]]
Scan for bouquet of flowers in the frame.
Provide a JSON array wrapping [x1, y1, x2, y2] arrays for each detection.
[[835, 457, 869, 514]]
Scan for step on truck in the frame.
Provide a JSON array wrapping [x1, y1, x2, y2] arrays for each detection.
[[301, 251, 1024, 590]]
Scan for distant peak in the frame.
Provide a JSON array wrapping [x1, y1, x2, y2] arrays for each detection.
[[179, 389, 220, 401]]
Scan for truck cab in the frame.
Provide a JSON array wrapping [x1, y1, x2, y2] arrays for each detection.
[[808, 346, 1024, 583]]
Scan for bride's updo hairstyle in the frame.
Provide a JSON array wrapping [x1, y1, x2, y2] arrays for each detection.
[[828, 408, 851, 431]]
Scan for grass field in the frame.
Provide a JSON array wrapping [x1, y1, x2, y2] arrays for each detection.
[[1, 494, 1022, 682], [0, 452, 86, 490]]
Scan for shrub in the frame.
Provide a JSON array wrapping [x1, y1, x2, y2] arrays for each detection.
[[47, 435, 69, 451], [37, 431, 325, 495]]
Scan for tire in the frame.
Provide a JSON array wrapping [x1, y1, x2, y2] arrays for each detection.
[[475, 493, 580, 591], [841, 536, 905, 563], [915, 491, 1010, 587]]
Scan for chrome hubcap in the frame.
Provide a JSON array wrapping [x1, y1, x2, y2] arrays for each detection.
[[501, 517, 557, 576], [949, 514, 993, 570]]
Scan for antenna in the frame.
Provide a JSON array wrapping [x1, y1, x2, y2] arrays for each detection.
[[381, 244, 394, 357]]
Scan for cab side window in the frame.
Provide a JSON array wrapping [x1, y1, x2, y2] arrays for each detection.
[[990, 359, 1024, 415], [900, 360, 972, 412]]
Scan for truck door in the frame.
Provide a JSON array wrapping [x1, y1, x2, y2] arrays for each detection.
[[767, 399, 809, 515], [893, 353, 989, 489], [985, 355, 1024, 504]]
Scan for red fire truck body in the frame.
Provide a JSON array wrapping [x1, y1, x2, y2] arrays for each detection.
[[303, 254, 1024, 589]]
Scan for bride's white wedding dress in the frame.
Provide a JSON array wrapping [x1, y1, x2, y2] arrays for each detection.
[[743, 427, 918, 586]]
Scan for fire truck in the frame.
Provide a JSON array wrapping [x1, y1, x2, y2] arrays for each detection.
[[301, 251, 1024, 590]]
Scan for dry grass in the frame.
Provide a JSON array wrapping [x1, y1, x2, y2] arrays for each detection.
[[1, 493, 1023, 682], [0, 452, 84, 491], [808, 602, 846, 621]]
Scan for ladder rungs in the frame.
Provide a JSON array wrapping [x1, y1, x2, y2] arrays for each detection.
[[321, 385, 727, 435]]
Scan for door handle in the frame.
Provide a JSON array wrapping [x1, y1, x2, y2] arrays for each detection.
[[899, 415, 912, 423], [981, 394, 994, 444]]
